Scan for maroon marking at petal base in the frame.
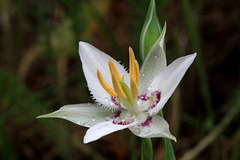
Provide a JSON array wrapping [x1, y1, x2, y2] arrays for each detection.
[[112, 118, 135, 125], [112, 116, 135, 125], [139, 94, 150, 101], [111, 96, 122, 108], [112, 111, 135, 125], [114, 110, 121, 118], [149, 91, 161, 109], [141, 116, 152, 127]]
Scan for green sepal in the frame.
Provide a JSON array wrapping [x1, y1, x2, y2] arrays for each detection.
[[140, 0, 162, 60]]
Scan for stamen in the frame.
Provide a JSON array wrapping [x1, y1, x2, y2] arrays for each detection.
[[129, 47, 135, 80], [130, 78, 139, 100], [97, 70, 117, 97], [112, 72, 127, 100], [109, 60, 121, 80], [134, 60, 140, 86]]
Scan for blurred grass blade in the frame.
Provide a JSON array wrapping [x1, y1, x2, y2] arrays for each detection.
[[141, 138, 153, 160], [0, 69, 77, 160], [85, 2, 123, 59], [140, 0, 162, 60], [231, 133, 240, 160], [0, 117, 17, 160], [180, 87, 240, 160], [180, 0, 214, 126]]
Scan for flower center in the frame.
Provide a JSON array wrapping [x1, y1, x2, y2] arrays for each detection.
[[112, 110, 135, 125], [97, 47, 140, 113]]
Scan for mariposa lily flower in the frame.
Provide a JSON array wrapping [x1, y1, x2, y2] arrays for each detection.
[[38, 28, 196, 144]]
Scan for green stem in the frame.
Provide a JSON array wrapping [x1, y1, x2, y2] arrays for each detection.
[[141, 138, 153, 160], [130, 134, 138, 160]]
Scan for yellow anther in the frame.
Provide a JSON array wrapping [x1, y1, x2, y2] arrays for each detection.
[[97, 47, 140, 103], [130, 78, 139, 100], [97, 70, 117, 97], [109, 60, 121, 80], [134, 60, 140, 86], [112, 72, 127, 100], [129, 47, 135, 80]]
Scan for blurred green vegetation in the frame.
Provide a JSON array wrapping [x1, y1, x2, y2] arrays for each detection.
[[0, 0, 239, 159]]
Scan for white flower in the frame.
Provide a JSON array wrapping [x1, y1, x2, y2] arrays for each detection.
[[38, 28, 196, 144]]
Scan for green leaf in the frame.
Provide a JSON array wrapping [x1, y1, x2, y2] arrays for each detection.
[[140, 0, 162, 60], [141, 138, 153, 160]]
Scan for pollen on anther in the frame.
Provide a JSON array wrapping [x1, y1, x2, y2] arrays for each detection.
[[109, 60, 121, 80], [112, 72, 127, 100], [129, 47, 135, 80], [134, 60, 140, 86], [130, 78, 139, 100], [97, 70, 117, 97]]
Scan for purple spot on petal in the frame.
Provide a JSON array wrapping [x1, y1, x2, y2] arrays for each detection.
[[148, 91, 161, 109], [113, 119, 135, 125], [111, 96, 122, 108], [139, 94, 150, 101], [112, 111, 135, 125], [141, 116, 152, 127], [151, 91, 161, 103], [114, 110, 121, 118]]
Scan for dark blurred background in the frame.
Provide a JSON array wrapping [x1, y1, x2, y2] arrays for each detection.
[[0, 0, 239, 159]]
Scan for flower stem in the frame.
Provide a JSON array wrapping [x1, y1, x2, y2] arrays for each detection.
[[141, 138, 153, 160], [130, 134, 138, 160]]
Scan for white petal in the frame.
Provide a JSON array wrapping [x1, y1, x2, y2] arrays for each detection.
[[149, 53, 197, 115], [139, 46, 166, 93], [129, 115, 176, 141], [84, 120, 135, 143], [37, 103, 114, 127], [79, 42, 129, 107], [139, 24, 167, 93]]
